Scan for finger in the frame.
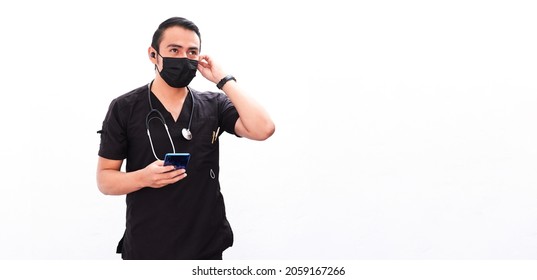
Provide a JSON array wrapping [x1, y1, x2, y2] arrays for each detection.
[[169, 169, 186, 178], [197, 60, 210, 68], [162, 165, 177, 173], [157, 172, 187, 186], [199, 54, 210, 62], [155, 165, 176, 174], [157, 168, 184, 180], [172, 171, 187, 181]]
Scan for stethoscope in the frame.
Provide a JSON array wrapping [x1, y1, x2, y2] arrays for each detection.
[[145, 81, 195, 160]]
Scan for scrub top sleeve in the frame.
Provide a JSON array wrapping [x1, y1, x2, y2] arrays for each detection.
[[219, 94, 240, 137], [98, 99, 128, 160]]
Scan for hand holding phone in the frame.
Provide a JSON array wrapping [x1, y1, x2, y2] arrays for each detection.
[[163, 153, 191, 170]]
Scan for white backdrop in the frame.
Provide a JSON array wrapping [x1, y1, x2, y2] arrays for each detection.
[[0, 0, 536, 260]]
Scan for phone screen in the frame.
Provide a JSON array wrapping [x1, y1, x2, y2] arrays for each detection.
[[164, 153, 191, 169]]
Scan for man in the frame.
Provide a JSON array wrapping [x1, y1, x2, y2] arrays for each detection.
[[96, 17, 275, 260]]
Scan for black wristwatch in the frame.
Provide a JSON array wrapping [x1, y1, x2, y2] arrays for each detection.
[[216, 75, 236, 89]]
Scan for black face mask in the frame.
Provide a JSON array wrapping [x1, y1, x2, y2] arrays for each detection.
[[157, 53, 198, 88]]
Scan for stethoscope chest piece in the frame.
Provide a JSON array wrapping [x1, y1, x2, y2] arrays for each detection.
[[182, 128, 193, 141]]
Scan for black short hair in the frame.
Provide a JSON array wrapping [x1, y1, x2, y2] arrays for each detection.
[[151, 17, 201, 52]]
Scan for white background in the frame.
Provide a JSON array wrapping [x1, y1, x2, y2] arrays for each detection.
[[0, 0, 536, 260]]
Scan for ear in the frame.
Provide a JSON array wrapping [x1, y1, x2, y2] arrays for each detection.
[[148, 47, 157, 63]]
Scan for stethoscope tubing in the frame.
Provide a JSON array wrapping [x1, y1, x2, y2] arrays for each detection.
[[145, 81, 195, 160]]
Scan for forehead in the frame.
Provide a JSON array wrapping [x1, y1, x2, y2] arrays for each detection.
[[160, 26, 200, 49]]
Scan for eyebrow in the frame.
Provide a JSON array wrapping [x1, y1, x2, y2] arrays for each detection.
[[166, 44, 199, 51]]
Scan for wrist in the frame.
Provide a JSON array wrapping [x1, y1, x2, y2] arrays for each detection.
[[216, 75, 236, 90], [133, 168, 148, 189]]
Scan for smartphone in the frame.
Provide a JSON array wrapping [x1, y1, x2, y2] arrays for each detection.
[[163, 153, 191, 170]]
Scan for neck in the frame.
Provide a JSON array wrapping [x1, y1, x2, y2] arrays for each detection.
[[151, 77, 189, 101], [150, 77, 189, 122]]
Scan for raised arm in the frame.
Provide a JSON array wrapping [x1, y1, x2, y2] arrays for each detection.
[[197, 54, 275, 140]]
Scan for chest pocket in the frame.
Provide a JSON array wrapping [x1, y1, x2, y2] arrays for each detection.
[[190, 116, 219, 165]]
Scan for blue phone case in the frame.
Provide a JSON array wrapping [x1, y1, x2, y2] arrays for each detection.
[[164, 153, 191, 169]]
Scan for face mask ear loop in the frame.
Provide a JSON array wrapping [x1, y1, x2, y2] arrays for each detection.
[[153, 50, 162, 73]]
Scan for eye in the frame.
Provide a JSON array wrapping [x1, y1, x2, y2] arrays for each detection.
[[188, 50, 199, 56], [170, 48, 178, 53]]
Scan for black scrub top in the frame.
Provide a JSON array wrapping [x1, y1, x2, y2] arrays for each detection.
[[98, 84, 239, 259]]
